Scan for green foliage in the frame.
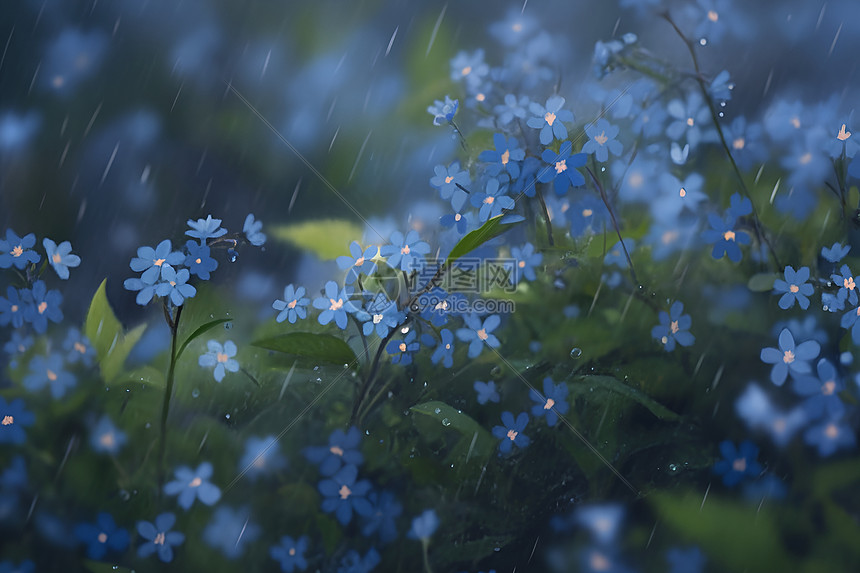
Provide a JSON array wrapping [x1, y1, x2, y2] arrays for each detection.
[[271, 219, 365, 260], [252, 331, 359, 366], [748, 271, 780, 292], [446, 215, 519, 265], [410, 400, 495, 464], [84, 279, 147, 383], [571, 375, 681, 421]]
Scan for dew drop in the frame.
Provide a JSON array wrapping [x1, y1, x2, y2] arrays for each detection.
[[224, 322, 233, 330], [119, 489, 130, 501], [225, 413, 231, 420], [570, 347, 582, 359], [668, 463, 679, 473], [228, 248, 238, 262], [699, 37, 707, 45], [441, 418, 451, 426], [192, 388, 200, 398], [434, 408, 441, 414], [490, 366, 501, 376]]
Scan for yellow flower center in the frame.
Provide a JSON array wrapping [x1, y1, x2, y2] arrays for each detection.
[[288, 299, 297, 309], [476, 93, 485, 102], [189, 477, 202, 487], [782, 350, 795, 364], [289, 548, 296, 556], [11, 245, 23, 257], [679, 187, 687, 197], [629, 172, 643, 188], [461, 66, 472, 76], [195, 257, 202, 264], [790, 117, 801, 129], [825, 424, 839, 439], [686, 117, 694, 127], [662, 230, 679, 245], [723, 230, 735, 241], [355, 256, 365, 266], [74, 342, 86, 354], [330, 446, 344, 456], [554, 160, 567, 174], [837, 124, 851, 141], [582, 208, 593, 217], [708, 10, 719, 22], [594, 131, 608, 145], [484, 196, 495, 205], [454, 214, 461, 221], [399, 342, 407, 352], [2, 415, 13, 426], [518, 260, 526, 268], [52, 253, 62, 264], [98, 532, 108, 543], [38, 301, 47, 314], [506, 429, 518, 441], [154, 532, 166, 546], [338, 484, 352, 500], [544, 398, 555, 410], [544, 111, 556, 126], [329, 298, 343, 311], [154, 258, 165, 266], [444, 176, 453, 184], [789, 284, 799, 293], [799, 152, 812, 165], [591, 552, 611, 571], [732, 458, 746, 472], [501, 150, 510, 165], [733, 137, 745, 150], [845, 277, 856, 290], [822, 381, 836, 395], [477, 328, 488, 341], [670, 320, 679, 334], [401, 245, 410, 255], [10, 304, 17, 312], [217, 352, 229, 363], [47, 369, 57, 381], [100, 433, 115, 447]]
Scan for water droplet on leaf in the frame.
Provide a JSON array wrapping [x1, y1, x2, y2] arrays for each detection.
[[441, 418, 451, 426], [192, 388, 200, 398], [570, 347, 582, 359]]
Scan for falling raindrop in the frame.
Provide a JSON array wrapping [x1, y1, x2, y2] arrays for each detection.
[[668, 463, 679, 473], [441, 418, 451, 426], [490, 366, 501, 376], [570, 347, 582, 359]]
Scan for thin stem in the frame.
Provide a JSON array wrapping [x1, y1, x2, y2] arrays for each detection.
[[662, 11, 781, 270], [535, 184, 555, 246], [586, 166, 638, 284], [157, 303, 182, 492], [421, 539, 434, 573]]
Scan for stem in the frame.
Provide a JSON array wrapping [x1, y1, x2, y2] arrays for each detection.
[[662, 11, 781, 270], [535, 184, 555, 246], [421, 538, 434, 573], [586, 166, 638, 284], [157, 303, 182, 491]]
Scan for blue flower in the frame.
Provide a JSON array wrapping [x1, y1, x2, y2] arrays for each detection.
[[701, 213, 749, 263], [42, 238, 80, 279], [0, 397, 35, 444], [318, 464, 373, 526], [361, 491, 402, 544], [129, 239, 185, 285], [803, 417, 856, 456], [386, 330, 420, 366], [576, 504, 624, 545], [238, 435, 288, 480], [430, 162, 470, 211], [63, 327, 95, 366], [0, 561, 34, 573], [337, 242, 377, 286], [304, 426, 364, 476], [136, 512, 185, 562], [713, 440, 762, 486], [186, 215, 227, 240], [408, 509, 439, 541], [709, 69, 733, 101], [511, 156, 541, 198], [760, 328, 820, 386], [839, 298, 860, 343], [510, 243, 542, 285], [313, 281, 357, 330], [0, 456, 27, 490], [792, 359, 845, 420], [74, 512, 129, 560], [0, 230, 39, 269], [243, 213, 266, 246], [726, 193, 753, 220], [163, 462, 221, 510], [381, 230, 431, 272], [493, 93, 529, 125], [90, 415, 127, 455], [821, 242, 850, 263], [479, 133, 526, 179], [538, 141, 586, 196], [0, 286, 27, 328], [527, 96, 574, 144], [651, 301, 695, 352], [529, 377, 570, 427], [440, 208, 471, 235], [4, 332, 33, 368], [582, 119, 623, 162], [184, 240, 218, 280], [123, 277, 157, 306], [419, 288, 464, 326], [831, 264, 858, 307], [199, 340, 239, 382], [202, 506, 261, 559], [270, 535, 310, 572], [666, 91, 712, 148], [154, 264, 197, 306], [336, 548, 381, 573], [456, 313, 501, 358], [23, 353, 76, 398], [666, 546, 706, 573], [430, 329, 455, 368], [450, 49, 489, 89], [361, 293, 403, 338], [428, 96, 458, 126], [773, 266, 813, 310], [471, 178, 515, 222], [474, 380, 500, 404], [25, 280, 63, 334], [273, 285, 310, 324], [492, 411, 530, 454]]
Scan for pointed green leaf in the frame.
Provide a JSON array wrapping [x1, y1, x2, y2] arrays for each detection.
[[176, 318, 231, 362], [410, 400, 495, 462], [572, 375, 681, 421], [271, 219, 364, 260], [445, 215, 519, 266], [84, 279, 146, 382], [252, 332, 358, 366]]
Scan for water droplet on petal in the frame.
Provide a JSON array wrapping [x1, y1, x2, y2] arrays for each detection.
[[228, 248, 238, 262], [699, 37, 707, 45]]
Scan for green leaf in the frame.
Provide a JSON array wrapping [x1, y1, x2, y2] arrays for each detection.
[[271, 219, 364, 260], [445, 215, 519, 266], [116, 365, 166, 389], [84, 279, 147, 382], [410, 400, 496, 462], [651, 491, 792, 572], [748, 272, 779, 292], [176, 318, 231, 362], [252, 332, 358, 366], [572, 375, 681, 421]]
